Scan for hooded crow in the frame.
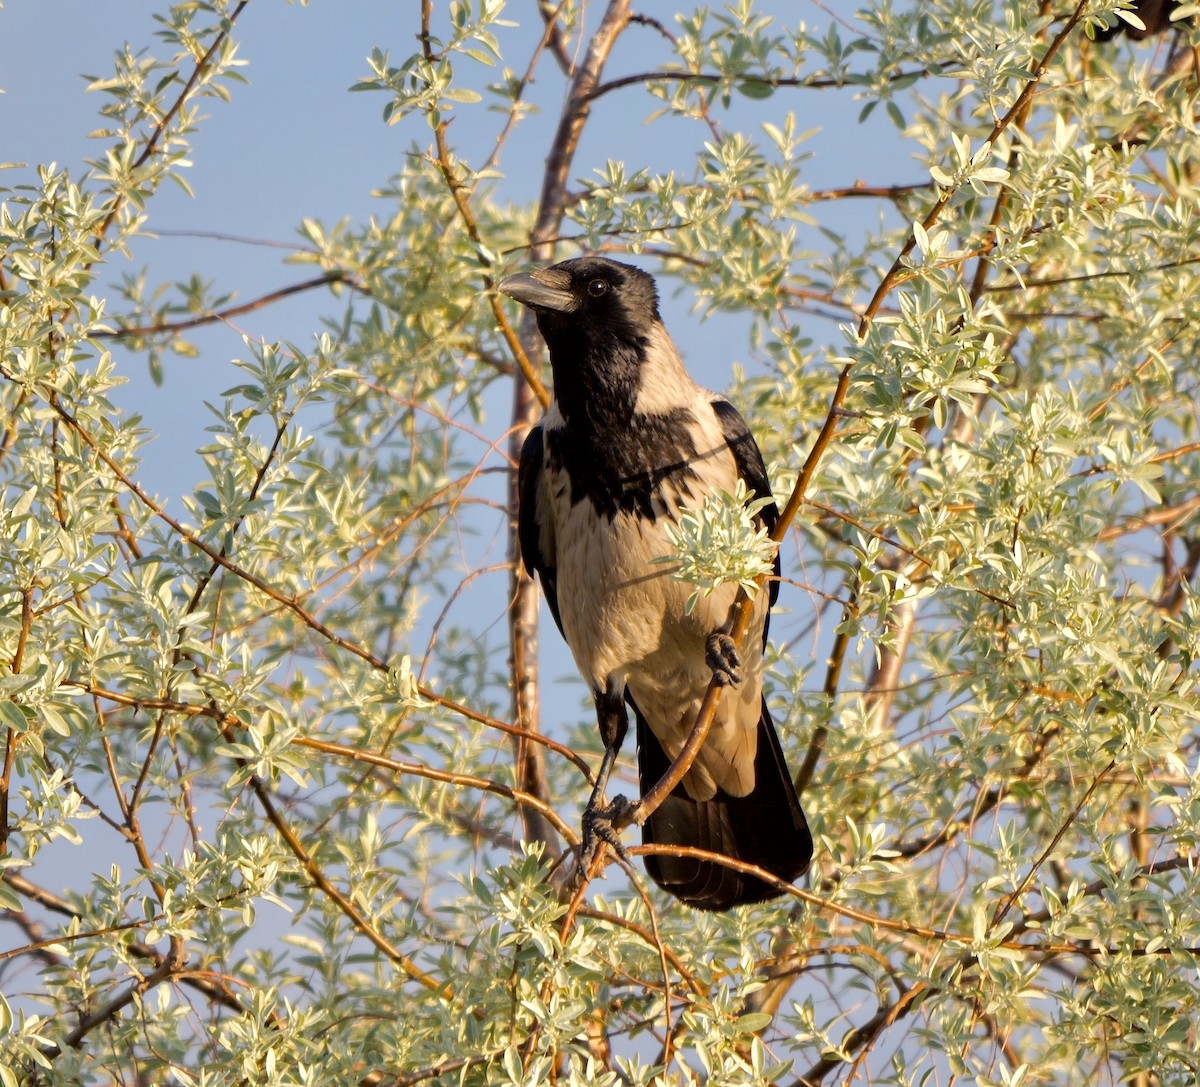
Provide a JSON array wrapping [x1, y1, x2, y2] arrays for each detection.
[[500, 256, 812, 910]]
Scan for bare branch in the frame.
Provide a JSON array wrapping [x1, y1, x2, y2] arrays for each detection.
[[93, 271, 358, 339]]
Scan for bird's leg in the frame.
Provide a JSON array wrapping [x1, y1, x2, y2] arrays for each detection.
[[705, 631, 743, 686], [578, 682, 635, 873]]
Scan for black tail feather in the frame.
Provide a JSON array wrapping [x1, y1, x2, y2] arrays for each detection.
[[636, 700, 812, 911]]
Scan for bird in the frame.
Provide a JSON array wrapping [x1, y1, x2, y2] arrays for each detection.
[[499, 255, 813, 911]]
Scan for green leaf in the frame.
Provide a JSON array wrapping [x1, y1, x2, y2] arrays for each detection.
[[736, 78, 775, 99]]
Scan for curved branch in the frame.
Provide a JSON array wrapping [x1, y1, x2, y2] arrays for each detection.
[[586, 66, 935, 102], [293, 736, 580, 846], [93, 271, 358, 339]]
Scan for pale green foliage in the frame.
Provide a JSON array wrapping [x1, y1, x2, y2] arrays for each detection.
[[2, 1, 1200, 1086], [657, 480, 777, 613]]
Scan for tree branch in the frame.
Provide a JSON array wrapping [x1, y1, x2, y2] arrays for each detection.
[[93, 271, 357, 339]]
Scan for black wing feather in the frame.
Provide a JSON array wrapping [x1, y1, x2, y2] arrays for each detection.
[[517, 424, 564, 636], [710, 397, 781, 611]]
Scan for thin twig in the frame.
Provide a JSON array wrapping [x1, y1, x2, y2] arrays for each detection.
[[93, 271, 357, 339]]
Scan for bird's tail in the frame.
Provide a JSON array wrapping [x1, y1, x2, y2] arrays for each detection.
[[637, 699, 813, 911]]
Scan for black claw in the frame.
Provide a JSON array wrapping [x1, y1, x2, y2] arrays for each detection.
[[599, 794, 637, 828], [579, 795, 636, 871], [706, 632, 743, 686]]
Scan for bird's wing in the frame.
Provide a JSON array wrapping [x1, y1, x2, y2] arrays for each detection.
[[517, 423, 564, 636], [709, 396, 781, 612]]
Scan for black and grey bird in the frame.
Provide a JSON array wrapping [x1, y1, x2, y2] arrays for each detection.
[[500, 256, 812, 911]]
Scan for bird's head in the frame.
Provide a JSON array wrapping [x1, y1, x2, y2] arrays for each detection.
[[499, 257, 668, 416], [499, 256, 661, 352]]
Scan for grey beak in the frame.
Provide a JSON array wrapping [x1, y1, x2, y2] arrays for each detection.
[[497, 267, 577, 313]]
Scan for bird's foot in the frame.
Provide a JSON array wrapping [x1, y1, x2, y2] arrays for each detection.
[[578, 794, 636, 874], [705, 632, 743, 686]]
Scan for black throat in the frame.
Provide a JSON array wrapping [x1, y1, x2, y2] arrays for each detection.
[[539, 318, 698, 521]]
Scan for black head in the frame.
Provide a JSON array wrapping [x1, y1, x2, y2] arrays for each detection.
[[499, 257, 664, 420], [499, 256, 661, 353]]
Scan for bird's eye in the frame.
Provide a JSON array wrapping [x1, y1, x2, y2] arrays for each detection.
[[586, 278, 609, 298]]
